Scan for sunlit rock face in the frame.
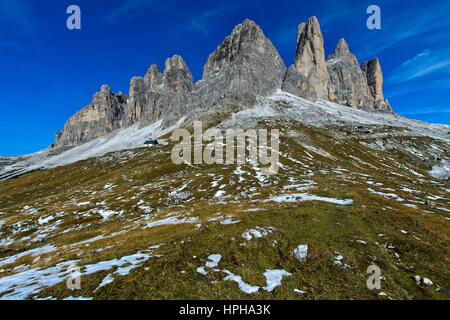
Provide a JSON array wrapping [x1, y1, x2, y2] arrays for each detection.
[[282, 16, 392, 112], [53, 85, 127, 148], [191, 19, 286, 110]]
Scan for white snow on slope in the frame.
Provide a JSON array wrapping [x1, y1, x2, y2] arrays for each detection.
[[2, 90, 449, 181], [0, 119, 184, 180], [0, 244, 57, 268], [266, 193, 353, 205], [221, 90, 449, 141], [0, 260, 79, 299], [0, 245, 162, 299], [222, 269, 260, 294], [144, 216, 198, 229], [205, 254, 222, 268], [430, 162, 450, 181], [262, 269, 292, 292], [222, 268, 292, 294], [91, 244, 162, 291]]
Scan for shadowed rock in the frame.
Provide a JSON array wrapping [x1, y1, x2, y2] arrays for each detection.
[[122, 55, 194, 128], [326, 38, 374, 109]]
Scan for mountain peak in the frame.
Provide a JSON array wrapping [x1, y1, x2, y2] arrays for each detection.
[[296, 16, 321, 45], [164, 55, 188, 72], [333, 38, 350, 56], [196, 17, 285, 109], [163, 54, 194, 93], [286, 16, 331, 100], [100, 84, 112, 93], [327, 38, 358, 64], [231, 18, 261, 35], [145, 64, 163, 88], [361, 57, 385, 102]]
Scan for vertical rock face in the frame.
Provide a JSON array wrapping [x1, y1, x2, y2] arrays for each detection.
[[145, 64, 163, 88], [192, 19, 286, 109], [283, 16, 392, 112], [361, 58, 384, 101], [163, 55, 194, 93], [326, 38, 374, 109], [283, 16, 332, 100], [123, 76, 148, 127], [122, 55, 194, 128], [361, 57, 392, 111], [53, 85, 127, 147]]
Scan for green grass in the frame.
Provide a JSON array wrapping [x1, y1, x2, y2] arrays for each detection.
[[0, 121, 448, 300]]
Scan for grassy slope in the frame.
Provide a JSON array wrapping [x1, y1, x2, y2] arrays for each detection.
[[0, 120, 448, 300]]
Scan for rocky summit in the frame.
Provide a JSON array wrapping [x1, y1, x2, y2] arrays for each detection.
[[122, 55, 194, 129], [53, 85, 127, 148], [51, 16, 393, 149], [283, 16, 332, 100], [192, 19, 286, 110], [326, 39, 391, 111]]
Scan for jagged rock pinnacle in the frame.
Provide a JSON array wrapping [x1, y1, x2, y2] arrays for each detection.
[[53, 85, 126, 147], [193, 18, 286, 109], [282, 16, 333, 100]]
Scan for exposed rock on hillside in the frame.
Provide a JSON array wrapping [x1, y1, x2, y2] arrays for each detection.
[[53, 85, 127, 147], [191, 19, 286, 109], [283, 17, 391, 112], [326, 38, 374, 109], [361, 57, 392, 111], [282, 16, 333, 101], [122, 55, 194, 129]]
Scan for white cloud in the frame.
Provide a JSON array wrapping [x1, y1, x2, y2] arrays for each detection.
[[186, 3, 236, 36], [105, 0, 154, 24], [354, 1, 450, 57], [387, 49, 450, 85]]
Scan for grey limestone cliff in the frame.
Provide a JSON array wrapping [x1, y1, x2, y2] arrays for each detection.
[[282, 16, 392, 112], [122, 55, 194, 129], [53, 85, 127, 147], [190, 19, 286, 110]]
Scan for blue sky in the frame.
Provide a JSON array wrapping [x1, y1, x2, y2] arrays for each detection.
[[0, 0, 449, 156]]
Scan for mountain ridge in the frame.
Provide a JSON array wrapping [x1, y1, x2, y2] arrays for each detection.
[[51, 16, 392, 149]]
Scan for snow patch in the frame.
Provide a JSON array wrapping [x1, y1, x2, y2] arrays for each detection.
[[144, 216, 198, 229], [266, 193, 353, 205], [262, 269, 292, 292], [205, 254, 222, 269]]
